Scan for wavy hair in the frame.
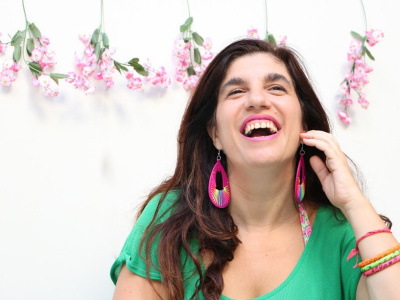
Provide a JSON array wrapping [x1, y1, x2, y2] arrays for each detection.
[[137, 39, 390, 299]]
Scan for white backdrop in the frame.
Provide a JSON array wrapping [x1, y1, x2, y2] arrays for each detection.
[[0, 0, 399, 299]]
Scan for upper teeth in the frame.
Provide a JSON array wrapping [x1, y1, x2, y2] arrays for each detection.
[[244, 120, 278, 136]]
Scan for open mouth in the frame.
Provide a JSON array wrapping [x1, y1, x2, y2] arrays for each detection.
[[241, 117, 281, 138]]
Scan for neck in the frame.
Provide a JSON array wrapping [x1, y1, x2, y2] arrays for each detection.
[[227, 161, 298, 230]]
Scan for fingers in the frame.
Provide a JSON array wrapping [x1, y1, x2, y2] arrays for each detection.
[[300, 130, 346, 161], [309, 155, 330, 184]]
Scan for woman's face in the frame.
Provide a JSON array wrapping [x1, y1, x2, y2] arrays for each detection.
[[210, 52, 303, 170]]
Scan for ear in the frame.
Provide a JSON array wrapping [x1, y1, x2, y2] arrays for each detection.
[[207, 124, 223, 150]]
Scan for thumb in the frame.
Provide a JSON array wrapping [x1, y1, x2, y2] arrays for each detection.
[[309, 155, 330, 184]]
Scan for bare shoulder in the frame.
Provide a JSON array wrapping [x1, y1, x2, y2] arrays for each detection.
[[113, 264, 168, 300]]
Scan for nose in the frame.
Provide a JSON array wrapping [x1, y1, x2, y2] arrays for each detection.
[[244, 88, 271, 110]]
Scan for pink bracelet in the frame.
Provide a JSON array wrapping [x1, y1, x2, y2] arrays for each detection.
[[347, 227, 392, 268], [363, 253, 400, 276]]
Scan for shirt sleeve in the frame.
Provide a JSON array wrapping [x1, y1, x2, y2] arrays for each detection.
[[110, 192, 178, 284], [340, 222, 362, 300]]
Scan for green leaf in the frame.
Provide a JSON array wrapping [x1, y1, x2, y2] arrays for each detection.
[[364, 47, 375, 61], [102, 33, 109, 48], [11, 30, 24, 47], [194, 47, 201, 65], [13, 45, 21, 62], [350, 31, 364, 42], [113, 60, 128, 74], [187, 66, 195, 76], [192, 32, 204, 46], [50, 73, 68, 79], [183, 38, 190, 43], [90, 28, 100, 45], [49, 73, 68, 85], [128, 58, 139, 64], [267, 34, 276, 46], [128, 60, 148, 76], [26, 38, 34, 56], [28, 62, 42, 77], [29, 23, 42, 39], [180, 17, 193, 32]]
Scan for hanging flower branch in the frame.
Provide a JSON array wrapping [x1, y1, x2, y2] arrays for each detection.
[[67, 0, 170, 94], [338, 1, 383, 124], [173, 0, 213, 91], [1, 32, 21, 88], [246, 1, 287, 46], [1, 1, 67, 97]]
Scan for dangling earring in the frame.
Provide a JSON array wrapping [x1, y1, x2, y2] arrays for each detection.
[[295, 144, 306, 203], [208, 150, 231, 208]]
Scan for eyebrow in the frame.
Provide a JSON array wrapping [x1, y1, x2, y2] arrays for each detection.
[[220, 72, 292, 95], [219, 77, 247, 95]]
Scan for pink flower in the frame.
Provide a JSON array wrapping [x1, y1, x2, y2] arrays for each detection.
[[125, 72, 134, 80], [339, 82, 350, 96], [39, 36, 50, 46], [366, 29, 384, 47], [32, 77, 40, 87], [183, 75, 199, 91], [203, 38, 212, 50], [277, 35, 287, 46], [247, 28, 260, 39], [358, 97, 369, 109], [201, 51, 213, 61], [79, 34, 91, 45], [174, 38, 186, 50], [31, 48, 44, 62], [0, 74, 11, 87], [127, 77, 143, 91], [338, 110, 352, 124], [38, 75, 51, 88], [0, 42, 6, 53]]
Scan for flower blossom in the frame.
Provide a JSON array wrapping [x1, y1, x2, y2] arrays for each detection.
[[173, 37, 213, 91], [142, 59, 171, 89], [66, 34, 117, 93], [247, 28, 260, 39], [366, 29, 384, 47], [338, 29, 383, 124], [0, 60, 22, 88], [0, 33, 6, 54], [338, 110, 352, 124]]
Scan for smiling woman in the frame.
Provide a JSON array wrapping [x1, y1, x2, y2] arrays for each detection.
[[110, 39, 400, 300]]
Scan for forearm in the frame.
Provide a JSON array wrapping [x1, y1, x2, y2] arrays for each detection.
[[343, 195, 400, 300]]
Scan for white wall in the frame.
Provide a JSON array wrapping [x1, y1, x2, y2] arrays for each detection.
[[0, 0, 399, 299]]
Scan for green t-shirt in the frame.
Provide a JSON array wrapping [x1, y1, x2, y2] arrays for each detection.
[[110, 192, 361, 299]]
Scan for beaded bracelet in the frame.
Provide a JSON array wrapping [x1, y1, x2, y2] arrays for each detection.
[[360, 249, 400, 272], [358, 243, 400, 268], [363, 254, 400, 276]]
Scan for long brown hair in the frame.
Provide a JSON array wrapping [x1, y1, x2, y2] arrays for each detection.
[[137, 39, 388, 299]]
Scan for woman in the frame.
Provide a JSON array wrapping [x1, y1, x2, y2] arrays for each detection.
[[110, 39, 400, 299]]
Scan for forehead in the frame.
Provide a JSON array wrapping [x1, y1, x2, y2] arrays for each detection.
[[223, 52, 290, 81]]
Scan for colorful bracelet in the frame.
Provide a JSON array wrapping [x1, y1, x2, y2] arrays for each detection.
[[358, 243, 400, 268], [360, 249, 400, 272], [363, 254, 400, 276], [347, 227, 392, 268]]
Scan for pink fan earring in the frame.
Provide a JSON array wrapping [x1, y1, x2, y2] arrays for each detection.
[[295, 144, 306, 203], [208, 150, 231, 208]]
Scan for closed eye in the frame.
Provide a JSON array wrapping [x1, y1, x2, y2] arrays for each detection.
[[269, 85, 287, 93], [227, 89, 244, 96]]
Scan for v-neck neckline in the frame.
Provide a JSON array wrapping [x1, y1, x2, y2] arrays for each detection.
[[220, 205, 321, 300]]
